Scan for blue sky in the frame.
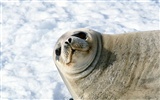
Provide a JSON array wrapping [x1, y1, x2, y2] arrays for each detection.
[[1, 0, 159, 99]]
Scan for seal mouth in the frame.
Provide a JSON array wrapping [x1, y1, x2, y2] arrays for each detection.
[[66, 48, 75, 64]]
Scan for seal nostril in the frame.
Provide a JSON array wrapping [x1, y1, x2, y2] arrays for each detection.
[[55, 47, 61, 56], [68, 38, 72, 43], [65, 42, 69, 44], [72, 31, 87, 40]]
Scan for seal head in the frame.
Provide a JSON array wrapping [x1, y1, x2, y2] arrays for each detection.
[[53, 28, 102, 79]]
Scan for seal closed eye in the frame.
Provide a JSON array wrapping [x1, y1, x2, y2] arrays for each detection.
[[53, 28, 160, 100], [55, 47, 61, 56]]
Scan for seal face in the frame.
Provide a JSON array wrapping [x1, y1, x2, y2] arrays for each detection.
[[53, 28, 102, 79]]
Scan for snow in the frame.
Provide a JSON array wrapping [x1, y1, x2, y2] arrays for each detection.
[[1, 0, 159, 99]]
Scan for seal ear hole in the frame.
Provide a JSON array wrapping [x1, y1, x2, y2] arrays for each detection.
[[55, 47, 61, 56], [73, 31, 87, 40]]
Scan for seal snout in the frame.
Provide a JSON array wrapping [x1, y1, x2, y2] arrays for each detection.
[[54, 30, 91, 65]]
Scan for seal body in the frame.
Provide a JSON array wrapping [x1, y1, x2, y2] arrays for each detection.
[[53, 28, 160, 100]]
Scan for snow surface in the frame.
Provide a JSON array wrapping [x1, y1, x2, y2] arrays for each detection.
[[1, 0, 159, 100]]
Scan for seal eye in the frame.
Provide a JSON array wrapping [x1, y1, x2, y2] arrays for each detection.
[[73, 31, 87, 40], [55, 47, 61, 56]]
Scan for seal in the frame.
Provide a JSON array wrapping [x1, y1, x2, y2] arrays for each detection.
[[53, 28, 160, 100]]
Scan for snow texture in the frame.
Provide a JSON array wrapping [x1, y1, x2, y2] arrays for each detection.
[[1, 0, 159, 100]]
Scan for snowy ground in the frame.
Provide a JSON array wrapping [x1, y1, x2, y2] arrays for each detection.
[[1, 0, 159, 100]]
